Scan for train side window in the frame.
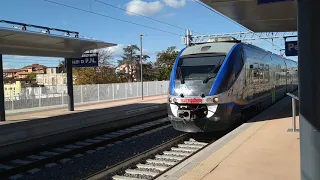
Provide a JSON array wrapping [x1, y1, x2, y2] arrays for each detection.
[[259, 64, 264, 83], [259, 64, 264, 73], [250, 63, 259, 84], [265, 65, 270, 82], [252, 63, 259, 77]]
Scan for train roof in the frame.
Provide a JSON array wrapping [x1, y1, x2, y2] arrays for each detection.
[[243, 43, 297, 64], [188, 36, 297, 64], [181, 42, 238, 56], [187, 42, 296, 64]]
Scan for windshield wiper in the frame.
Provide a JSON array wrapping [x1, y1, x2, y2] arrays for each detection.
[[203, 58, 223, 84], [203, 74, 217, 84]]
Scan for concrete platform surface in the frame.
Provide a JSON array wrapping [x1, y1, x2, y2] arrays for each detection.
[[158, 94, 300, 180], [4, 95, 167, 123]]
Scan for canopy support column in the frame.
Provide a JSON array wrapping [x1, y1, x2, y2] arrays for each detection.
[[65, 58, 74, 111], [0, 54, 5, 121]]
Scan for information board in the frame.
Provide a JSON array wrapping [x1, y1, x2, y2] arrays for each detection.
[[285, 41, 298, 56], [70, 56, 99, 67]]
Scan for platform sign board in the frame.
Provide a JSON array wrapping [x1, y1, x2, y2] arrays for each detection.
[[69, 56, 99, 67], [258, 0, 294, 4], [285, 41, 298, 56]]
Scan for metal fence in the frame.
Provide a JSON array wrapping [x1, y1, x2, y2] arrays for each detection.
[[4, 81, 169, 114]]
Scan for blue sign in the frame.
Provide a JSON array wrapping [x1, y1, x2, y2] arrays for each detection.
[[70, 56, 99, 67], [285, 41, 298, 56], [258, 0, 294, 4]]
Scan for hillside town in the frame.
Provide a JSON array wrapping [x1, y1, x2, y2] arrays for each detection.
[[2, 46, 177, 101], [3, 64, 66, 100]]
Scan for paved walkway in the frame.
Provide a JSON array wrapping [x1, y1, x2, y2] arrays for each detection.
[[159, 95, 300, 180], [4, 95, 167, 122]]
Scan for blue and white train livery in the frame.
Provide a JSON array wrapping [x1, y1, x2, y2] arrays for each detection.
[[167, 38, 298, 132]]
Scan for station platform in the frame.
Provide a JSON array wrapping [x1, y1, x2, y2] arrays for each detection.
[[158, 93, 300, 180], [3, 95, 167, 123], [0, 95, 167, 158]]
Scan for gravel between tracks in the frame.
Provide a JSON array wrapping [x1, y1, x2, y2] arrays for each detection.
[[17, 125, 183, 180]]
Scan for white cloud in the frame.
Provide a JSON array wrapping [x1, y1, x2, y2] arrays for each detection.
[[163, 0, 186, 8], [105, 44, 126, 58], [139, 48, 155, 57], [126, 0, 164, 16]]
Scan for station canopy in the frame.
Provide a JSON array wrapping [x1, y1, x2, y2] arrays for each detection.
[[200, 0, 297, 32], [0, 27, 116, 58]]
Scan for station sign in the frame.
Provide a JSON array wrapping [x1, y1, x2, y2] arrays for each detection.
[[285, 41, 298, 56], [70, 56, 99, 67], [258, 0, 294, 4]]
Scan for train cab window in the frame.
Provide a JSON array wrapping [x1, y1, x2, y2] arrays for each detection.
[[175, 55, 225, 82]]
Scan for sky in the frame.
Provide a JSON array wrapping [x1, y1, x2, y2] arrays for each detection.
[[0, 0, 298, 69]]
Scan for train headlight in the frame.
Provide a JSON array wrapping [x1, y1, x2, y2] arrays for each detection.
[[172, 98, 178, 103], [213, 97, 219, 103], [206, 98, 213, 103]]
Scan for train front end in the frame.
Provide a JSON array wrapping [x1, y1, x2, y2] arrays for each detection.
[[167, 42, 242, 132], [168, 44, 225, 132]]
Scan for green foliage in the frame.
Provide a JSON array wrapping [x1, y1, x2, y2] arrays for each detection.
[[117, 45, 140, 82], [136, 61, 157, 82], [69, 45, 180, 85], [154, 46, 179, 80], [73, 66, 121, 85], [73, 49, 122, 85], [26, 73, 36, 80], [117, 45, 156, 82]]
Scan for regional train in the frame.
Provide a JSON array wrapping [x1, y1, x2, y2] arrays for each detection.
[[167, 37, 298, 132]]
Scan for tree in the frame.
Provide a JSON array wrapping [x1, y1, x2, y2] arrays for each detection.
[[134, 54, 155, 82], [154, 46, 179, 80], [117, 45, 140, 82], [141, 62, 157, 81], [73, 49, 121, 85], [26, 73, 36, 80]]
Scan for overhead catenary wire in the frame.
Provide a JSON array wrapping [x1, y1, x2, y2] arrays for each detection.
[[94, 0, 204, 35], [43, 0, 181, 37]]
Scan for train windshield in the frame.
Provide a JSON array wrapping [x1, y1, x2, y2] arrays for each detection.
[[175, 55, 225, 96]]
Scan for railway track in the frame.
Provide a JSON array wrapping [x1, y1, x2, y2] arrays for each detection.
[[84, 134, 216, 180], [0, 118, 171, 179]]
